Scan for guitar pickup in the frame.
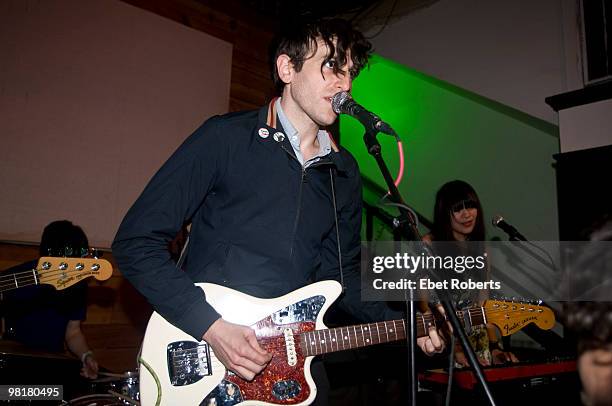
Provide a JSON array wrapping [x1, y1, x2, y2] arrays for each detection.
[[167, 341, 212, 386]]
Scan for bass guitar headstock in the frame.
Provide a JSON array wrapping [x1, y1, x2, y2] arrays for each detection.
[[35, 256, 113, 290]]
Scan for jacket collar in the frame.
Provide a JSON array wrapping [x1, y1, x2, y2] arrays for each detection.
[[256, 99, 349, 172]]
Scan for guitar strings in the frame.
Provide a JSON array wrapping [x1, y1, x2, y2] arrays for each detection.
[[167, 321, 413, 357], [168, 306, 546, 361], [177, 308, 529, 351], [0, 268, 99, 291], [168, 317, 447, 358], [168, 305, 540, 360], [0, 269, 94, 286], [0, 266, 101, 283]]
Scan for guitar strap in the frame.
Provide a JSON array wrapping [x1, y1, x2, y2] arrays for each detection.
[[176, 229, 190, 270], [329, 168, 345, 293]]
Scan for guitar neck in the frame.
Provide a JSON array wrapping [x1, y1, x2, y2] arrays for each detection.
[[300, 309, 486, 357], [0, 269, 40, 293]]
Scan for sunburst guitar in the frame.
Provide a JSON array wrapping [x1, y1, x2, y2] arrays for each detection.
[[139, 281, 555, 405]]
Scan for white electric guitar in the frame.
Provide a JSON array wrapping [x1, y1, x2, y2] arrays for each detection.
[[139, 281, 555, 406]]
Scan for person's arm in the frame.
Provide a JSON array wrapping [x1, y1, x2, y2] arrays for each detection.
[[417, 235, 447, 355], [64, 320, 98, 379], [112, 118, 225, 341], [112, 117, 270, 380], [481, 246, 517, 364], [487, 324, 519, 364]]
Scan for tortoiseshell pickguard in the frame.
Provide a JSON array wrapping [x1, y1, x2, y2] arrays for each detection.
[[201, 295, 325, 405]]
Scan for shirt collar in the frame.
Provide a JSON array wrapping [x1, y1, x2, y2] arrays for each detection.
[[275, 98, 332, 157]]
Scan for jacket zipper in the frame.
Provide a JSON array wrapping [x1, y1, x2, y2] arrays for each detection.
[[280, 145, 333, 258]]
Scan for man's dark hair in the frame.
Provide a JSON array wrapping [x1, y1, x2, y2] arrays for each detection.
[[270, 18, 372, 94], [39, 220, 89, 258]]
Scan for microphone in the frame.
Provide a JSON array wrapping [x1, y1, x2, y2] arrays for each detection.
[[492, 215, 527, 241], [331, 91, 395, 135]]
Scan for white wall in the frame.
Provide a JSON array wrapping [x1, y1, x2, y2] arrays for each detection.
[[0, 0, 232, 248], [367, 0, 582, 125], [559, 99, 612, 152]]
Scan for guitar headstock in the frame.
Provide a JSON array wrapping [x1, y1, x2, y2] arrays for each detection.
[[36, 257, 113, 290], [484, 299, 555, 336]]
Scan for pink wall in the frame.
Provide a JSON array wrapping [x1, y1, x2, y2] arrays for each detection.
[[0, 0, 232, 248]]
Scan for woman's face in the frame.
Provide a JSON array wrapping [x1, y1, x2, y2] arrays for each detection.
[[450, 199, 478, 240]]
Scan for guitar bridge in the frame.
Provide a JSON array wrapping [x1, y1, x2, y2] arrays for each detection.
[[167, 341, 212, 386]]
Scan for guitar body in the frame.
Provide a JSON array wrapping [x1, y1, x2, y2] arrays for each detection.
[[139, 281, 342, 406]]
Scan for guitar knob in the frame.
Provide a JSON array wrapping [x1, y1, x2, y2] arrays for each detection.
[[42, 262, 51, 270], [59, 262, 68, 270], [91, 263, 100, 272], [75, 263, 85, 271]]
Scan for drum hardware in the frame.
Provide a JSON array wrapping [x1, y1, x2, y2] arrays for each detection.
[[107, 390, 140, 405], [69, 370, 140, 405], [61, 393, 128, 405]]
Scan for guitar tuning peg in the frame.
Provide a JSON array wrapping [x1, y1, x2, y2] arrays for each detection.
[[89, 248, 102, 259]]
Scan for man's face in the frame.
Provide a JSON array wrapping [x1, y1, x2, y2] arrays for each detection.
[[283, 38, 353, 128]]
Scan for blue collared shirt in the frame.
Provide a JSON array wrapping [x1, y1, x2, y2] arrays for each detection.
[[275, 98, 332, 168]]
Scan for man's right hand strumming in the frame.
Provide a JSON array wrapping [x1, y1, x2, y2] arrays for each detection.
[[203, 318, 272, 381]]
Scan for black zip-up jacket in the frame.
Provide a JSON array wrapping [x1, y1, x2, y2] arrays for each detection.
[[112, 102, 396, 340]]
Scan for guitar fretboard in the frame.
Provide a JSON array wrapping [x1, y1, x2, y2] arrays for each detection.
[[300, 308, 487, 357], [0, 269, 39, 293]]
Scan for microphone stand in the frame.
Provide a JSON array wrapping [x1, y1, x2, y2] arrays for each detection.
[[361, 128, 496, 406]]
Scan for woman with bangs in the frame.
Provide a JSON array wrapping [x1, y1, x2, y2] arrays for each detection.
[[423, 180, 518, 367]]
